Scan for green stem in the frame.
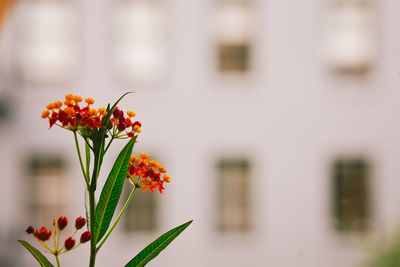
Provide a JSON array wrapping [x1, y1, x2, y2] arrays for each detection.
[[104, 136, 115, 155], [85, 139, 91, 182], [88, 188, 96, 267], [96, 186, 136, 252], [73, 131, 89, 187], [55, 254, 61, 267]]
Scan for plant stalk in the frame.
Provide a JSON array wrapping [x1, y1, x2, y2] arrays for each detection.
[[74, 131, 89, 187], [88, 188, 96, 267], [55, 254, 61, 267]]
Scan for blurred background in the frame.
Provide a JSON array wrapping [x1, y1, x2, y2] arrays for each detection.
[[1, 0, 400, 266]]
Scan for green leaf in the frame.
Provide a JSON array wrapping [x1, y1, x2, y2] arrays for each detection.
[[18, 240, 54, 267], [91, 92, 133, 187], [125, 220, 193, 267], [94, 136, 137, 243], [85, 140, 90, 177]]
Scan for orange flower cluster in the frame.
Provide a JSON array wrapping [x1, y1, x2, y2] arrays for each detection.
[[26, 216, 91, 255], [127, 153, 171, 194], [41, 94, 141, 139], [41, 94, 106, 130]]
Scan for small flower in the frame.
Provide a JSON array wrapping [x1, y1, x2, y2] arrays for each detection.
[[75, 217, 86, 229], [98, 107, 107, 116], [85, 97, 94, 105], [127, 111, 136, 118], [74, 95, 83, 103], [41, 110, 50, 119], [132, 121, 141, 128], [26, 226, 34, 234], [34, 227, 52, 241], [133, 125, 141, 133], [163, 174, 171, 183], [80, 231, 92, 243], [57, 216, 68, 230], [64, 237, 75, 250]]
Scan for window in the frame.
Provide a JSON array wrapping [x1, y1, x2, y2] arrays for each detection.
[[332, 158, 370, 232], [17, 0, 77, 83], [113, 0, 167, 83], [215, 0, 253, 73], [216, 158, 251, 232], [218, 44, 250, 72], [323, 0, 376, 75], [123, 180, 158, 232], [25, 155, 67, 227]]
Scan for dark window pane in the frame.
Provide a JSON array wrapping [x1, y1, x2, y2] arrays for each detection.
[[25, 155, 67, 226], [218, 44, 250, 72], [332, 158, 370, 232], [217, 158, 251, 232]]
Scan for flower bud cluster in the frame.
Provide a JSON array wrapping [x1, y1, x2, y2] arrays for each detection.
[[25, 216, 91, 255], [110, 106, 142, 138]]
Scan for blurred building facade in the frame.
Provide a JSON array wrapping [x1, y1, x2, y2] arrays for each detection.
[[1, 0, 400, 266]]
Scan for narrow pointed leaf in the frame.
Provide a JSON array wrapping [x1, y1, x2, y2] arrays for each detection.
[[85, 140, 90, 178], [94, 136, 136, 243], [18, 240, 54, 267], [125, 220, 193, 267], [92, 92, 133, 182]]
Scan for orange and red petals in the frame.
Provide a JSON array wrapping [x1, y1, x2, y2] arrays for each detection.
[[98, 107, 107, 116], [126, 154, 170, 194], [42, 94, 107, 131], [57, 216, 68, 230], [132, 121, 141, 128], [127, 110, 136, 118], [41, 110, 50, 119], [64, 237, 76, 250], [80, 231, 92, 243], [35, 227, 52, 241], [85, 97, 94, 105], [26, 226, 34, 234], [75, 217, 86, 230], [163, 174, 171, 183]]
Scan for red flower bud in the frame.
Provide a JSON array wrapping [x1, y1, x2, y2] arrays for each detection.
[[112, 107, 120, 118], [75, 216, 86, 229], [80, 231, 92, 243], [26, 226, 34, 234], [113, 107, 123, 119], [34, 227, 51, 241], [64, 237, 75, 250], [57, 216, 68, 230], [117, 122, 126, 131]]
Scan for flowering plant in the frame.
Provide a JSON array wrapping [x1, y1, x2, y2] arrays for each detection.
[[18, 93, 192, 267]]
